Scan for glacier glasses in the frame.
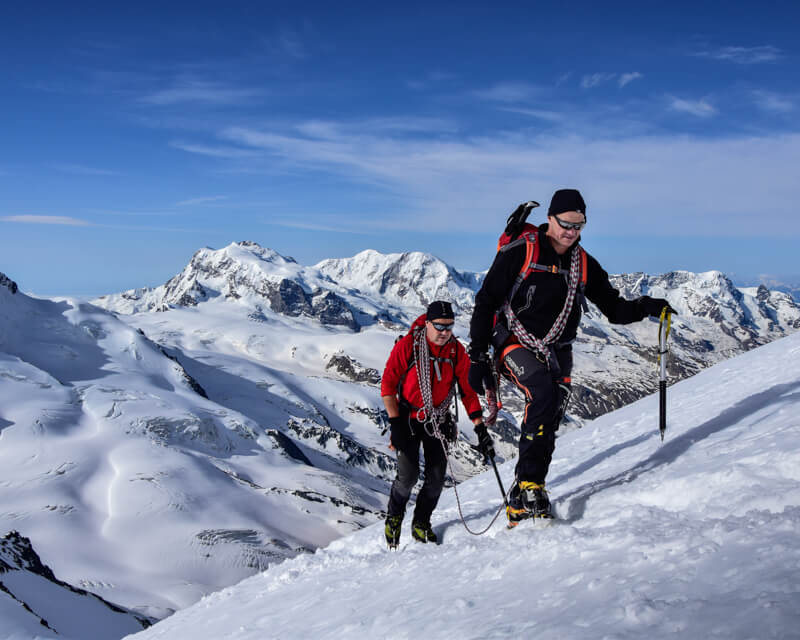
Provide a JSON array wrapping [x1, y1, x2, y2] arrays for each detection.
[[429, 321, 455, 332], [552, 214, 586, 231]]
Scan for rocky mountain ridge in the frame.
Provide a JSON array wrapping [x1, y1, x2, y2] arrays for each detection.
[[92, 242, 800, 423], [0, 531, 150, 638]]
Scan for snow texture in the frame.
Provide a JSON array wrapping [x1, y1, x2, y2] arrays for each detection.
[[126, 330, 800, 640], [1, 243, 800, 639]]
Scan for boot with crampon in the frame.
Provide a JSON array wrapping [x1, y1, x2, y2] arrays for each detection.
[[385, 514, 403, 549], [520, 481, 553, 519]]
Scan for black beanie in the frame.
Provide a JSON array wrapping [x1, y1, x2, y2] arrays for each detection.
[[426, 300, 455, 321], [548, 189, 586, 217]]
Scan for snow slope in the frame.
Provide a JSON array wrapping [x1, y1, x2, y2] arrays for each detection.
[[126, 330, 800, 640], [1, 531, 149, 639], [0, 279, 395, 621]]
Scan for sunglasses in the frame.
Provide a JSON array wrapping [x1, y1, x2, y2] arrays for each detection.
[[430, 321, 455, 332], [553, 215, 586, 231]]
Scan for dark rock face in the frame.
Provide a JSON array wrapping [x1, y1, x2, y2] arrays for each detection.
[[0, 531, 152, 630], [312, 291, 358, 329], [326, 354, 381, 384], [0, 273, 18, 294], [0, 531, 58, 580], [267, 279, 311, 316]]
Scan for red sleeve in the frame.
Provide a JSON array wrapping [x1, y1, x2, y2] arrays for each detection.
[[381, 336, 412, 397], [455, 341, 483, 419]]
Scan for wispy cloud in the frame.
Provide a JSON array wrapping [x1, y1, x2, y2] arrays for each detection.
[[751, 90, 793, 113], [192, 119, 800, 237], [141, 79, 264, 106], [51, 163, 121, 176], [170, 141, 261, 158], [581, 73, 642, 89], [694, 45, 781, 64], [271, 219, 380, 234], [669, 96, 717, 117], [581, 73, 617, 89], [498, 107, 565, 123], [407, 71, 459, 91], [177, 196, 229, 206], [472, 82, 543, 103], [1, 215, 91, 226], [618, 72, 643, 88]]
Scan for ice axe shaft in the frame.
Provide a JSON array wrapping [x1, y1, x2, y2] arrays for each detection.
[[658, 307, 672, 441], [489, 454, 509, 509]]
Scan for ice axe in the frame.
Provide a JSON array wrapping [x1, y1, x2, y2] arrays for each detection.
[[658, 306, 672, 441]]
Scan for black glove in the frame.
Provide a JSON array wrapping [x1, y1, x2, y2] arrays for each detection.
[[639, 296, 677, 318], [389, 416, 412, 453], [468, 350, 495, 396], [473, 422, 495, 461]]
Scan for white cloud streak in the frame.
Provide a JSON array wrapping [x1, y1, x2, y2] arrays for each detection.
[[751, 90, 794, 113], [669, 97, 717, 117], [695, 45, 782, 64], [177, 196, 229, 207], [194, 121, 800, 237], [618, 72, 642, 88], [581, 73, 642, 89], [1, 215, 91, 226], [51, 164, 121, 176], [141, 79, 264, 106], [472, 82, 543, 103], [581, 73, 616, 89], [170, 141, 261, 158]]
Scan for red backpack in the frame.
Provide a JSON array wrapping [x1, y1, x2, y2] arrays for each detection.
[[497, 201, 587, 306]]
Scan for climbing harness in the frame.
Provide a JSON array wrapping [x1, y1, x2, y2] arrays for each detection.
[[503, 243, 583, 367]]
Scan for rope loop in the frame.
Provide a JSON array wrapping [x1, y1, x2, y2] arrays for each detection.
[[503, 244, 582, 366]]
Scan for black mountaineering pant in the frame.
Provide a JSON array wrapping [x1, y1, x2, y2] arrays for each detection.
[[500, 344, 572, 485], [386, 414, 450, 525]]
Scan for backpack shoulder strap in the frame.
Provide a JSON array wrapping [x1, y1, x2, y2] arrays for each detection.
[[580, 247, 588, 285], [506, 228, 539, 304]]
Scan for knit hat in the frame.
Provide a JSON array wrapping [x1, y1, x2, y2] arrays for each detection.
[[548, 189, 586, 217], [426, 300, 455, 321]]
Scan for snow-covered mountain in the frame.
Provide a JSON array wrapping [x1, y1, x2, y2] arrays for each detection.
[[315, 248, 483, 315], [0, 272, 402, 623], [0, 531, 150, 639], [93, 241, 800, 424], [124, 327, 800, 640], [2, 241, 800, 639]]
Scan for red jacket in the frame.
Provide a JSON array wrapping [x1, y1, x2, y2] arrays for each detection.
[[381, 315, 482, 421]]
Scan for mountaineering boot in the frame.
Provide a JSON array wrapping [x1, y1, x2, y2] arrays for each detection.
[[411, 521, 438, 544], [520, 481, 553, 518], [385, 515, 403, 549], [506, 483, 531, 528]]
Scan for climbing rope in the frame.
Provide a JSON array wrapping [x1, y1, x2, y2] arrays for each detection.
[[412, 325, 508, 535], [503, 244, 582, 367]]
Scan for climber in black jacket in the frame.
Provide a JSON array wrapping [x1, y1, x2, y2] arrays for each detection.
[[468, 189, 675, 524]]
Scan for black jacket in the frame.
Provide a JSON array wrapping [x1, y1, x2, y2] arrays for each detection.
[[469, 223, 649, 354]]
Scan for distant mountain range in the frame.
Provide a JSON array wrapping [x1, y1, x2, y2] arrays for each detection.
[[1, 241, 799, 635], [735, 275, 800, 303], [94, 241, 800, 422]]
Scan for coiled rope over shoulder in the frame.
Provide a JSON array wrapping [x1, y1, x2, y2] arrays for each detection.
[[412, 327, 507, 535], [503, 244, 582, 366]]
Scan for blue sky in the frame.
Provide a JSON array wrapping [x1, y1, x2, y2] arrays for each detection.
[[2, 1, 799, 296]]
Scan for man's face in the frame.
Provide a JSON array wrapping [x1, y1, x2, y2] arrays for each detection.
[[426, 318, 455, 345], [547, 211, 586, 252]]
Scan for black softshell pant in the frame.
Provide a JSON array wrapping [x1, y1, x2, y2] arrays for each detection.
[[500, 344, 572, 485], [386, 415, 449, 525]]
